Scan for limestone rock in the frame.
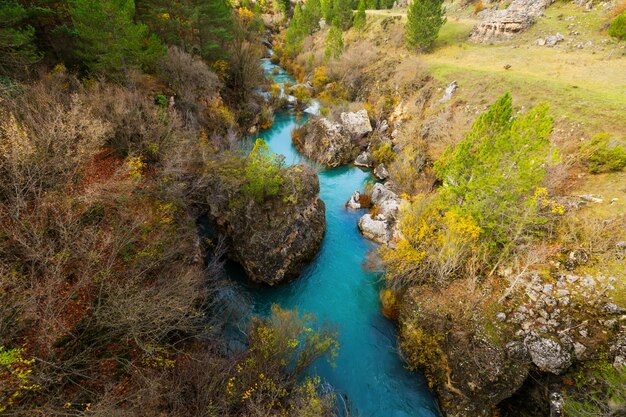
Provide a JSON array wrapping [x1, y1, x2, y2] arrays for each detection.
[[524, 333, 573, 374], [370, 183, 400, 217], [340, 109, 373, 138], [470, 0, 553, 42], [206, 164, 325, 285], [373, 163, 390, 180], [293, 117, 359, 167], [346, 190, 364, 210], [440, 80, 458, 103], [354, 151, 373, 168], [358, 214, 390, 244]]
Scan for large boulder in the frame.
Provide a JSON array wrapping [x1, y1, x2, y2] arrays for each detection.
[[293, 118, 359, 167], [358, 214, 390, 244], [524, 332, 573, 374], [340, 109, 373, 138], [470, 0, 553, 42], [370, 183, 400, 217], [206, 164, 325, 285]]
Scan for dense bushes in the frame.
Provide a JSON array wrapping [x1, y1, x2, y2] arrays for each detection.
[[608, 13, 626, 40], [582, 133, 626, 173], [382, 94, 561, 289], [242, 138, 286, 203]]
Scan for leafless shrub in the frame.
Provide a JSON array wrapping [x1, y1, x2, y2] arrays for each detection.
[[161, 46, 221, 111]]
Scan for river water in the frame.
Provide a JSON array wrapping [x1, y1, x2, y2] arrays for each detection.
[[234, 58, 440, 417]]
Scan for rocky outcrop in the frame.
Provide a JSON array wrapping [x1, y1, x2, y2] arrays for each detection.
[[373, 163, 390, 181], [340, 109, 373, 137], [206, 164, 325, 285], [292, 110, 372, 168], [354, 151, 373, 168], [524, 333, 573, 374], [358, 214, 390, 243], [470, 0, 553, 42], [357, 183, 401, 244]]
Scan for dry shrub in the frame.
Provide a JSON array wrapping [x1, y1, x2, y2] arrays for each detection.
[[0, 71, 110, 210], [330, 40, 379, 98], [388, 142, 434, 195], [610, 0, 626, 18], [86, 83, 187, 163], [161, 46, 221, 111], [474, 0, 486, 14]]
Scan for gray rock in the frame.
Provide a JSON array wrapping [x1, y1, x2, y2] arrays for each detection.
[[340, 109, 372, 138], [354, 151, 373, 168], [358, 214, 389, 244], [601, 303, 626, 315], [470, 0, 553, 42], [206, 164, 325, 285], [549, 391, 565, 417], [545, 33, 564, 46], [346, 191, 363, 210], [579, 194, 603, 203], [440, 81, 458, 103], [574, 342, 587, 359], [292, 117, 359, 167], [496, 312, 507, 322], [524, 333, 573, 374], [373, 163, 390, 181], [370, 183, 400, 217]]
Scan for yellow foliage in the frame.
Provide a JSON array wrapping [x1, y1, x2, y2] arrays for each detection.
[[312, 66, 331, 90], [381, 195, 480, 288], [126, 155, 146, 181]]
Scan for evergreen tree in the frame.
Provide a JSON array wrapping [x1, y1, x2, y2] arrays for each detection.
[[366, 0, 379, 10], [70, 0, 164, 80], [321, 0, 333, 23], [405, 0, 446, 52], [353, 0, 366, 31], [302, 0, 322, 33], [285, 2, 306, 56], [193, 0, 235, 61], [333, 0, 353, 29], [0, 1, 41, 76], [324, 18, 343, 62]]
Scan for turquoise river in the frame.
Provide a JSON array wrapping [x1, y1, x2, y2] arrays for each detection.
[[233, 57, 441, 417]]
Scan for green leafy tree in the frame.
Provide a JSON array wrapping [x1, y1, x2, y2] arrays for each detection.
[[0, 1, 41, 76], [70, 0, 164, 80], [366, 0, 379, 10], [242, 138, 285, 203], [353, 0, 366, 31], [324, 18, 343, 62], [434, 93, 555, 253], [405, 0, 446, 52], [609, 13, 626, 40]]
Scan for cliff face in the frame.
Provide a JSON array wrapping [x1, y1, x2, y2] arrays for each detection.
[[206, 163, 325, 285]]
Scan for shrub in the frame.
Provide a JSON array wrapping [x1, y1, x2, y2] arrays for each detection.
[[380, 195, 481, 289], [405, 0, 446, 52], [608, 13, 626, 40], [399, 324, 448, 387], [372, 142, 396, 165], [242, 138, 285, 203], [160, 45, 221, 108], [353, 0, 367, 31], [474, 0, 485, 14], [582, 133, 626, 173]]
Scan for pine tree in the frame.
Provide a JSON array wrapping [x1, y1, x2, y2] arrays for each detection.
[[321, 0, 334, 24], [193, 0, 235, 61], [0, 1, 41, 76], [405, 0, 446, 52], [333, 0, 353, 29], [302, 0, 322, 33], [324, 18, 343, 62], [70, 0, 164, 80], [285, 3, 306, 56], [353, 0, 366, 31]]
